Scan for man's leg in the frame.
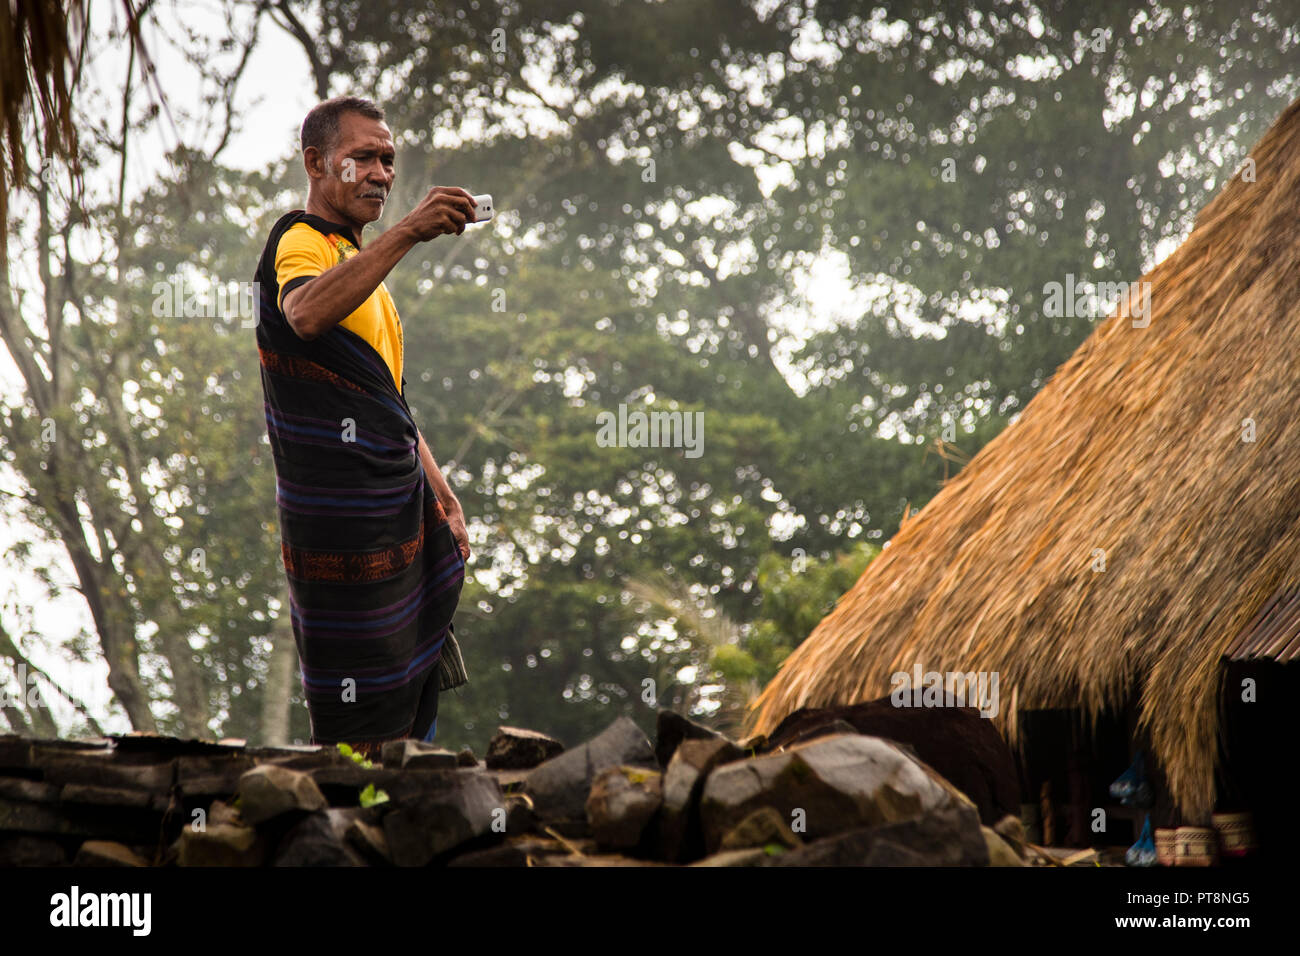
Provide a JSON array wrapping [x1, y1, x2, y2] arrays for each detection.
[[412, 662, 441, 743]]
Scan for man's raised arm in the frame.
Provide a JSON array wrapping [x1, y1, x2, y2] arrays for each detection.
[[283, 187, 477, 340]]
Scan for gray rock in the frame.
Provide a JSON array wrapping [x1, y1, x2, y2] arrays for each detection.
[[0, 777, 60, 803], [0, 796, 96, 837], [0, 834, 68, 865], [235, 764, 327, 825], [344, 817, 391, 865], [772, 719, 860, 751], [35, 749, 174, 792], [381, 770, 504, 866], [273, 809, 368, 866], [687, 847, 773, 867], [655, 710, 730, 769], [586, 765, 663, 850], [59, 783, 161, 809], [528, 852, 673, 867], [206, 798, 242, 827], [719, 805, 804, 852], [523, 717, 656, 824], [659, 736, 745, 862], [381, 738, 459, 770], [0, 735, 34, 770], [504, 792, 539, 835], [486, 726, 565, 770], [993, 813, 1027, 856], [699, 733, 973, 853], [447, 837, 565, 867], [73, 840, 149, 867], [760, 695, 1022, 826], [175, 754, 256, 797], [982, 825, 1026, 866], [174, 822, 266, 866], [768, 805, 988, 866], [252, 748, 352, 772]]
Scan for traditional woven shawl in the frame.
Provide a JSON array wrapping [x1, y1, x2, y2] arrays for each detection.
[[253, 210, 467, 747]]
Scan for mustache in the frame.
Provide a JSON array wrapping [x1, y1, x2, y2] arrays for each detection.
[[359, 188, 387, 200]]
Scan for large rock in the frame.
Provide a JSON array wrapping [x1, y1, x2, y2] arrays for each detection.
[[174, 822, 266, 866], [344, 817, 391, 865], [586, 765, 663, 850], [700, 733, 974, 853], [273, 809, 368, 866], [523, 717, 656, 825], [448, 836, 571, 867], [486, 726, 565, 770], [687, 847, 773, 867], [380, 770, 504, 866], [654, 710, 731, 769], [768, 805, 989, 866], [528, 852, 673, 867], [719, 805, 804, 852], [0, 834, 69, 865], [32, 746, 174, 792], [175, 754, 257, 797], [381, 739, 459, 771], [235, 764, 327, 825], [761, 694, 1020, 826], [658, 736, 745, 862], [982, 825, 1026, 866], [73, 840, 150, 867]]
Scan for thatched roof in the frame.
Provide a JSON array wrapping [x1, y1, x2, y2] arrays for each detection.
[[744, 96, 1300, 821]]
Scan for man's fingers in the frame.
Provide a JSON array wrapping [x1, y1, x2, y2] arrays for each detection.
[[445, 195, 476, 219], [428, 188, 477, 216], [434, 185, 474, 201]]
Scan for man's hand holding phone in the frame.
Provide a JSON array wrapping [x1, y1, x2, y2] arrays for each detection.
[[401, 186, 476, 240]]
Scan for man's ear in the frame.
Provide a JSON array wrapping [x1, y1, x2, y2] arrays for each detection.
[[303, 146, 327, 182]]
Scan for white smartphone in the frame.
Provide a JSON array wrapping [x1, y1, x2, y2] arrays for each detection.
[[471, 193, 493, 223]]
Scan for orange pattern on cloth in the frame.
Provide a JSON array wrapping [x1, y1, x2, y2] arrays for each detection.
[[282, 522, 425, 584], [258, 346, 367, 394]]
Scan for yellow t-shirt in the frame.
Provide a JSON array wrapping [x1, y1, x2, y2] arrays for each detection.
[[274, 221, 404, 394]]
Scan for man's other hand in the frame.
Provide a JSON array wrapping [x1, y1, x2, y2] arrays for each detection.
[[429, 496, 471, 562], [447, 506, 470, 561], [401, 186, 478, 241]]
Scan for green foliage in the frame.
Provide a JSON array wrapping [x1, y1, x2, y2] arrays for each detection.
[[359, 783, 389, 808], [337, 742, 374, 770], [740, 543, 881, 686]]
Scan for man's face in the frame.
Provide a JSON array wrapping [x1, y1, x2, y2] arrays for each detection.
[[310, 111, 396, 226]]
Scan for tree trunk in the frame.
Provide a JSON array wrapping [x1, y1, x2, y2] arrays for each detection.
[[259, 610, 297, 746]]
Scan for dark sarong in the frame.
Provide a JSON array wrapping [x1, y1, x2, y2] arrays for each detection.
[[253, 210, 466, 748]]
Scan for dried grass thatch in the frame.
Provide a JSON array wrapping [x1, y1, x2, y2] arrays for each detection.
[[745, 96, 1300, 821]]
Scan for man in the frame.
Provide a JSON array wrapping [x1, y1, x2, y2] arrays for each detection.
[[253, 95, 477, 759]]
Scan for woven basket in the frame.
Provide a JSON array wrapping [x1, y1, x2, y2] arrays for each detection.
[[1211, 812, 1257, 858], [1174, 826, 1217, 867], [1155, 828, 1177, 867]]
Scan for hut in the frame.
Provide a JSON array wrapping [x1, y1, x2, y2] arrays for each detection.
[[745, 96, 1300, 854]]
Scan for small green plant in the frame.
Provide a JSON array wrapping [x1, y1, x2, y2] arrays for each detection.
[[359, 782, 389, 808], [763, 843, 786, 856], [337, 742, 374, 770]]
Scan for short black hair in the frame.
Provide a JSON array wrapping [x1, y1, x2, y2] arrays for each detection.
[[300, 96, 386, 160]]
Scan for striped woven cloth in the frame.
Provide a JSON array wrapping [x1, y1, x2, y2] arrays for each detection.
[[253, 210, 467, 750]]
